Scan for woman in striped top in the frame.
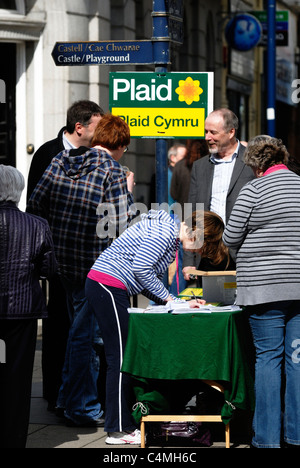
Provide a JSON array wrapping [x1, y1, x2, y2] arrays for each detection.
[[86, 209, 229, 445], [223, 136, 300, 448]]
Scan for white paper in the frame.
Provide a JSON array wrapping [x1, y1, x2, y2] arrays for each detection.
[[128, 303, 242, 314]]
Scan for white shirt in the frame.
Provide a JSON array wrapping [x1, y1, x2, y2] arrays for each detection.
[[210, 143, 239, 224], [63, 132, 76, 150]]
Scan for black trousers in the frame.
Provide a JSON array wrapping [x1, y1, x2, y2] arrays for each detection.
[[0, 319, 37, 448], [42, 274, 70, 406]]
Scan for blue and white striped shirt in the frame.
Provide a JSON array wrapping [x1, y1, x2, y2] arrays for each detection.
[[210, 144, 239, 223], [90, 210, 180, 302]]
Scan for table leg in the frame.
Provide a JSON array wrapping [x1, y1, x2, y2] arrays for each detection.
[[140, 420, 146, 448], [225, 423, 230, 448]]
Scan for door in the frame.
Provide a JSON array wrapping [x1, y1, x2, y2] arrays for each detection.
[[0, 43, 16, 166]]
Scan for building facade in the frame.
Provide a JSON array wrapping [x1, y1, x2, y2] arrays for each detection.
[[0, 0, 299, 209]]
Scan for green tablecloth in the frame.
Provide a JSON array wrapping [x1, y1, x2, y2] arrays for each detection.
[[121, 311, 255, 425]]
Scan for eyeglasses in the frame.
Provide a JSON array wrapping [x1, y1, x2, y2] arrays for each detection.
[[124, 146, 129, 153]]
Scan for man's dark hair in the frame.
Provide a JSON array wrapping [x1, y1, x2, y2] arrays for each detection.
[[66, 100, 104, 133]]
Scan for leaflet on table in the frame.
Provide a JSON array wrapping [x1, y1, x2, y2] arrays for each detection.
[[128, 302, 186, 313], [177, 288, 203, 299], [128, 303, 242, 314], [171, 304, 242, 313]]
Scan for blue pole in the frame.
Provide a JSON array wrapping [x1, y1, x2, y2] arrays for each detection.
[[152, 1, 171, 289], [152, 0, 170, 206], [267, 0, 276, 137]]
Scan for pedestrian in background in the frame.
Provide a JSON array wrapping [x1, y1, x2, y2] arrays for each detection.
[[149, 143, 186, 206], [0, 165, 57, 448], [223, 136, 300, 448], [167, 143, 187, 205]]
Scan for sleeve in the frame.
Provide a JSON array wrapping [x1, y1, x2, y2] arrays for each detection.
[[131, 223, 174, 301], [26, 138, 60, 202], [222, 182, 256, 250], [170, 164, 179, 201], [101, 166, 137, 237], [36, 221, 58, 279], [187, 162, 198, 209], [26, 165, 54, 221], [182, 163, 199, 268], [140, 289, 167, 305], [27, 145, 47, 202]]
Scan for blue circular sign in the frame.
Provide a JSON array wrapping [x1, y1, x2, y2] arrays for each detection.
[[225, 13, 262, 52]]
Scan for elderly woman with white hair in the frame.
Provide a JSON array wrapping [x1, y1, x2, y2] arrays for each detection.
[[0, 165, 57, 448]]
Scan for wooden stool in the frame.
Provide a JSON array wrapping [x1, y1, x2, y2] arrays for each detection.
[[140, 380, 230, 448]]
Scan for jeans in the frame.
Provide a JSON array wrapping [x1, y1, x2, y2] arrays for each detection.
[[56, 280, 103, 423], [248, 301, 300, 448], [85, 278, 137, 433]]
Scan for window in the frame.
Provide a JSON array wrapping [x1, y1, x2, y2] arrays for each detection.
[[206, 12, 215, 72], [0, 1, 17, 10], [0, 1, 24, 14]]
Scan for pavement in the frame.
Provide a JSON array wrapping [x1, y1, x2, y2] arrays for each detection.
[[26, 315, 252, 450]]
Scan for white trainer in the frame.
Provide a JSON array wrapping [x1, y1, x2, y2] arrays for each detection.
[[105, 429, 141, 445]]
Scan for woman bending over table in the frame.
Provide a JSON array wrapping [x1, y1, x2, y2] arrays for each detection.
[[85, 209, 229, 445], [223, 136, 300, 448]]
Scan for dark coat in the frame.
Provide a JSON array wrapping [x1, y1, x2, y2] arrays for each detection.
[[188, 145, 254, 220], [0, 202, 57, 319], [27, 127, 66, 201], [183, 144, 255, 268]]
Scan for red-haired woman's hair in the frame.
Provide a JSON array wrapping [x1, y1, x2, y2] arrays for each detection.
[[92, 113, 130, 150]]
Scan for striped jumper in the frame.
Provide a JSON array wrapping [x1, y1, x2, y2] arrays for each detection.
[[90, 209, 180, 302], [223, 169, 300, 306]]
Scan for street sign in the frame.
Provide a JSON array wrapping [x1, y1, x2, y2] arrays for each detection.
[[225, 14, 262, 51], [152, 0, 184, 45], [252, 11, 289, 47], [52, 40, 154, 66], [167, 0, 184, 44], [166, 0, 183, 18], [168, 16, 184, 44], [109, 71, 214, 139]]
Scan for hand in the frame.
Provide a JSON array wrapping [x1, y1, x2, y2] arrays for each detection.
[[189, 299, 206, 308], [182, 266, 196, 281]]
